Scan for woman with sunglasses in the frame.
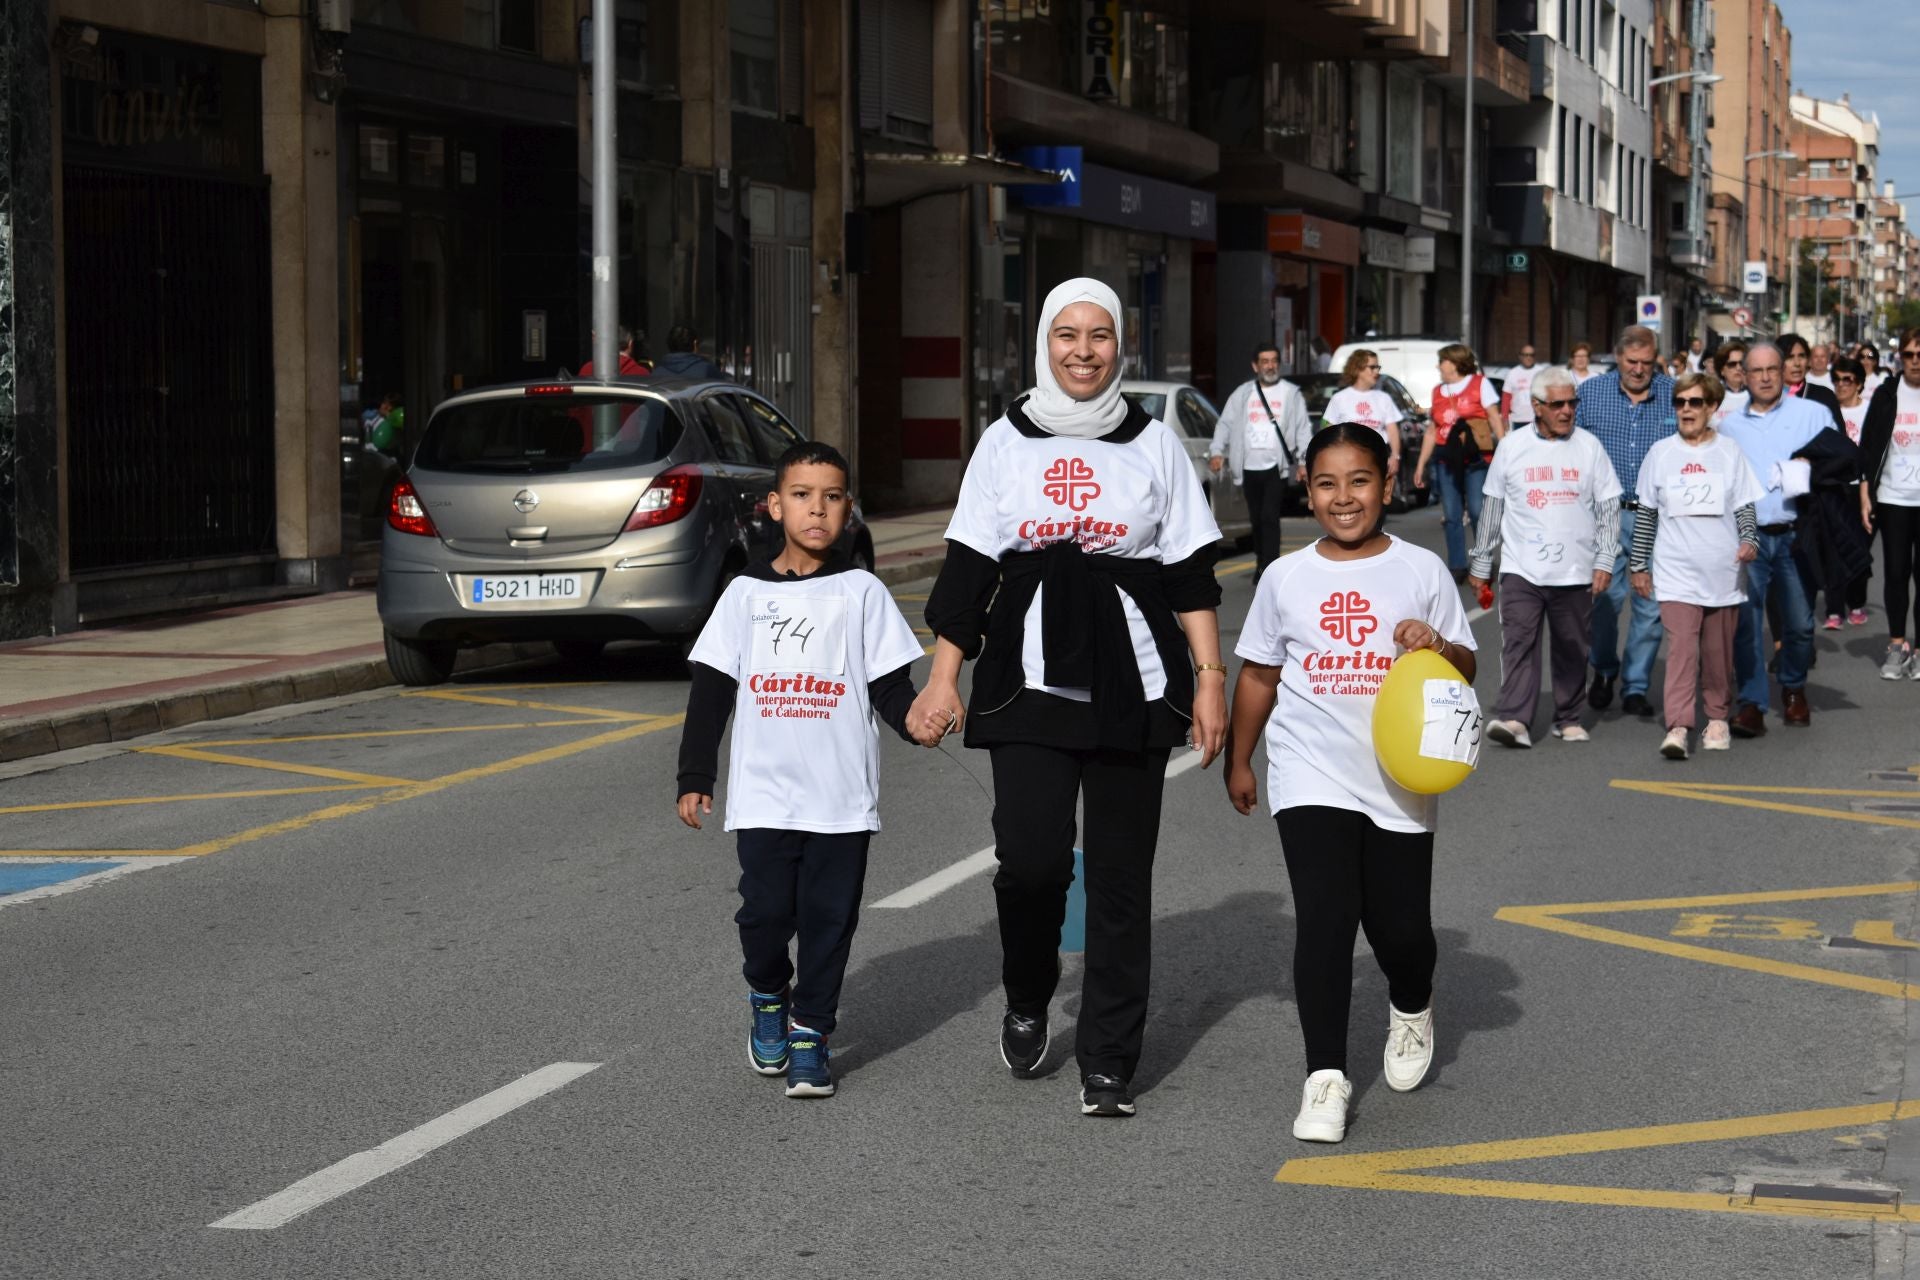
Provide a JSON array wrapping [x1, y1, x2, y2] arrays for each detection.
[[1322, 349, 1405, 479], [1825, 356, 1873, 629], [1710, 342, 1749, 426], [1858, 328, 1920, 680], [1627, 372, 1763, 758]]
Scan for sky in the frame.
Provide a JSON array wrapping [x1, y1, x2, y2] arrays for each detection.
[[1780, 1, 1920, 206]]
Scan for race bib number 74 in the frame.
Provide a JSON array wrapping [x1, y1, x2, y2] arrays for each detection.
[[748, 596, 848, 675], [1418, 679, 1484, 766]]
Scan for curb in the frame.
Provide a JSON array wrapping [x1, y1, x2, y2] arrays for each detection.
[[0, 641, 553, 765], [873, 551, 946, 588]]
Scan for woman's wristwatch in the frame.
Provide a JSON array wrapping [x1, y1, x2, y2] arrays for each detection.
[[1196, 662, 1228, 676]]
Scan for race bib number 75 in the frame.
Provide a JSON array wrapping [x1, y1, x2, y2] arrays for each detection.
[[1418, 679, 1484, 766]]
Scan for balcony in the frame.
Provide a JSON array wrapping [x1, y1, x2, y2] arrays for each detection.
[[1670, 232, 1713, 271], [1434, 5, 1531, 107]]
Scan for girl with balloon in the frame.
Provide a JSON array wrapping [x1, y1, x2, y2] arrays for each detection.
[[1223, 423, 1479, 1145]]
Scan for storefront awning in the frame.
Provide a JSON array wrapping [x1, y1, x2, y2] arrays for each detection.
[[863, 153, 1063, 208]]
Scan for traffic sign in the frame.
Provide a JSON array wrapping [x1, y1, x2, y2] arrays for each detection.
[[1504, 251, 1530, 274], [1742, 261, 1768, 293], [1732, 306, 1753, 328], [1636, 294, 1663, 331]]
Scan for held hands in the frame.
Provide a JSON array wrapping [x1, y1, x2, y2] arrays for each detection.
[[1862, 493, 1875, 534], [907, 680, 965, 748], [1208, 455, 1224, 474], [677, 792, 712, 830], [1630, 570, 1654, 600], [1226, 761, 1260, 816], [1591, 568, 1613, 596]]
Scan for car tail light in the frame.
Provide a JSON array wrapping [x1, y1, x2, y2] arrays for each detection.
[[624, 464, 704, 531], [524, 384, 574, 396], [387, 478, 438, 537]]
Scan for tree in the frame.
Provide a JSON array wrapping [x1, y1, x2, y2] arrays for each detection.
[[1885, 299, 1920, 334]]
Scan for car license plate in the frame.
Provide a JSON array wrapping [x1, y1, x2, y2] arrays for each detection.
[[465, 573, 589, 607]]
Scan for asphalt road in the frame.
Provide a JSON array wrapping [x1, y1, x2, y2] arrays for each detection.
[[6, 505, 1920, 1279]]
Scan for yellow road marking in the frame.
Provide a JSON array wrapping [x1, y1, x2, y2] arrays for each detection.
[[1277, 1099, 1920, 1223], [1498, 881, 1920, 1001], [402, 690, 650, 722], [139, 744, 415, 788], [1855, 921, 1920, 950], [0, 784, 382, 815], [172, 714, 682, 858], [184, 721, 613, 747], [1613, 778, 1920, 832]]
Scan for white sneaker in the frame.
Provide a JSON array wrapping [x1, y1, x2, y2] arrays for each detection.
[[1383, 1004, 1435, 1092], [1486, 719, 1532, 749], [1661, 726, 1689, 760], [1292, 1069, 1352, 1143], [1702, 720, 1731, 751], [1551, 723, 1590, 743]]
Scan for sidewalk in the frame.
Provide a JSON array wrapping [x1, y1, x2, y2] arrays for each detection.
[[0, 509, 954, 764]]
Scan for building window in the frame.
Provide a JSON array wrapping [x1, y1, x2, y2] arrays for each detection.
[[1420, 82, 1446, 209], [1267, 59, 1346, 171], [616, 1, 679, 91], [1352, 61, 1381, 194], [860, 0, 934, 144], [353, 0, 537, 54], [1387, 69, 1419, 204]]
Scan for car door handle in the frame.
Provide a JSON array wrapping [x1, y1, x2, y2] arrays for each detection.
[[506, 525, 548, 540]]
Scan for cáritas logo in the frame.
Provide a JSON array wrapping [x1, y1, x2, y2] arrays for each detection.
[[1318, 590, 1378, 646]]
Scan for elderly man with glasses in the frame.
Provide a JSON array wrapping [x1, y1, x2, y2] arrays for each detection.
[[1467, 367, 1622, 746], [1718, 341, 1851, 731], [1575, 325, 1676, 717]]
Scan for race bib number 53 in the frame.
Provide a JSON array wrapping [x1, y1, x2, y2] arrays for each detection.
[[1418, 679, 1484, 766]]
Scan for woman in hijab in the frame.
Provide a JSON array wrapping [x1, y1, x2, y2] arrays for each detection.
[[910, 279, 1227, 1118]]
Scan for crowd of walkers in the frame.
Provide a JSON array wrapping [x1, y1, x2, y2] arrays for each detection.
[[673, 274, 1917, 1153]]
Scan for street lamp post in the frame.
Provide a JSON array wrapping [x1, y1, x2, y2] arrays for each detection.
[[1460, 0, 1475, 347], [590, 0, 616, 382], [1744, 149, 1796, 330]]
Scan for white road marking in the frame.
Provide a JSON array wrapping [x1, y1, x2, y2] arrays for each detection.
[[872, 753, 1209, 909], [0, 856, 190, 910], [208, 1061, 602, 1230]]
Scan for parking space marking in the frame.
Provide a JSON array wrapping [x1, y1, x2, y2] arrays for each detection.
[[1497, 881, 1920, 1001], [401, 689, 654, 722], [139, 744, 416, 788], [0, 784, 383, 816], [1277, 1098, 1920, 1223], [0, 856, 192, 907], [1612, 778, 1920, 833], [209, 1061, 602, 1230]]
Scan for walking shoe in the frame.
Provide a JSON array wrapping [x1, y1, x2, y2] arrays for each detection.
[[1486, 719, 1532, 749], [1824, 614, 1843, 631], [1588, 672, 1615, 711], [748, 989, 790, 1076], [1884, 643, 1914, 681], [1660, 726, 1690, 760], [784, 1026, 834, 1098], [1292, 1070, 1352, 1143], [1621, 692, 1654, 717], [1702, 720, 1732, 751], [1551, 723, 1590, 743], [1849, 608, 1871, 627], [1079, 1074, 1136, 1118], [1383, 1004, 1435, 1092], [1730, 704, 1768, 738], [1782, 688, 1811, 726], [1000, 1009, 1049, 1078]]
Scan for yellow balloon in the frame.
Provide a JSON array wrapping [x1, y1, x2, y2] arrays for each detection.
[[1371, 648, 1478, 795]]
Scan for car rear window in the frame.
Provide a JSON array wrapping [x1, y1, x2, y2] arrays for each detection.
[[414, 394, 682, 474]]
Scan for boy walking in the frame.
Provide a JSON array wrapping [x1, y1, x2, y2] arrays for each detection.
[[676, 442, 931, 1098]]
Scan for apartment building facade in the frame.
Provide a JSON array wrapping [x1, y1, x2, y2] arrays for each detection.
[[1705, 0, 1791, 325], [1648, 0, 1714, 349], [1786, 92, 1876, 346]]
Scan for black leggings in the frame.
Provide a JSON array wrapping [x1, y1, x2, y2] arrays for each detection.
[[1276, 806, 1436, 1074], [1244, 466, 1286, 580], [1882, 503, 1920, 642]]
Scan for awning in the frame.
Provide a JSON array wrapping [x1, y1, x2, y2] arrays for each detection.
[[863, 152, 1063, 208]]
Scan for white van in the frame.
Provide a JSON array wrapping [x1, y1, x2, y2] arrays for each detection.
[[1329, 336, 1464, 411]]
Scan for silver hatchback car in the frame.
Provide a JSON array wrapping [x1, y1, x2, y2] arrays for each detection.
[[376, 378, 874, 685]]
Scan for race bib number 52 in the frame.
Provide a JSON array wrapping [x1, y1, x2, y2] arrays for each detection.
[[1418, 679, 1484, 766], [1666, 471, 1724, 515]]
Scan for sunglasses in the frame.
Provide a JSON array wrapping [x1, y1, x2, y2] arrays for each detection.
[[1539, 397, 1579, 410], [1364, 364, 1381, 371], [1672, 395, 1710, 408], [1903, 350, 1920, 359]]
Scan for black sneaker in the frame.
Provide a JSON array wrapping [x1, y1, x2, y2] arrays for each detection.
[[1000, 1010, 1049, 1077], [1079, 1074, 1136, 1117], [1588, 672, 1615, 711], [1620, 692, 1654, 717]]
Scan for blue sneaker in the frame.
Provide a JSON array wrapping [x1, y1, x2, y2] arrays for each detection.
[[784, 1026, 834, 1098], [748, 989, 789, 1076]]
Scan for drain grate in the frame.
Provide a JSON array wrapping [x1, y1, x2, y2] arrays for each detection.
[[1748, 1182, 1899, 1208]]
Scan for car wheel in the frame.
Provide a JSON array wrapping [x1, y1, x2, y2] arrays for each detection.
[[552, 639, 606, 664], [680, 556, 744, 658], [384, 630, 457, 687]]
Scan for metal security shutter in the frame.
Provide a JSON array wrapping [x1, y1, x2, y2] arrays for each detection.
[[781, 0, 805, 120], [858, 1, 884, 132], [880, 0, 933, 144]]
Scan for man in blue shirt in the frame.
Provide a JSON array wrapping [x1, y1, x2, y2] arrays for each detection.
[[1575, 325, 1675, 716], [1718, 341, 1834, 732]]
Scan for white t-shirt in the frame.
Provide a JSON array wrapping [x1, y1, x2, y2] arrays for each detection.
[[1240, 380, 1299, 472], [1235, 536, 1478, 834], [688, 568, 925, 834], [1479, 427, 1623, 587], [1882, 381, 1920, 506], [1711, 390, 1750, 427], [1635, 434, 1766, 608], [1323, 387, 1405, 441], [1868, 372, 1890, 397], [1504, 364, 1539, 423], [1806, 371, 1834, 391], [1839, 400, 1868, 444], [946, 415, 1221, 703], [1573, 367, 1604, 386]]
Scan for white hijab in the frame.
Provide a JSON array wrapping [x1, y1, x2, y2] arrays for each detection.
[[1025, 277, 1129, 439]]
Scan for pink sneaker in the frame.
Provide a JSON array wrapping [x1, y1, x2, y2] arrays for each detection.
[[1849, 609, 1870, 627], [1823, 614, 1842, 631]]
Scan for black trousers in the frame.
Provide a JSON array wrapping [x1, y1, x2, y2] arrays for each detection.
[[1243, 466, 1286, 579], [1882, 503, 1920, 642], [989, 742, 1171, 1081], [735, 827, 872, 1035], [1276, 806, 1436, 1074]]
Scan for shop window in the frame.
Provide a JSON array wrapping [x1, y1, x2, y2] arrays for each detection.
[[859, 0, 934, 144]]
